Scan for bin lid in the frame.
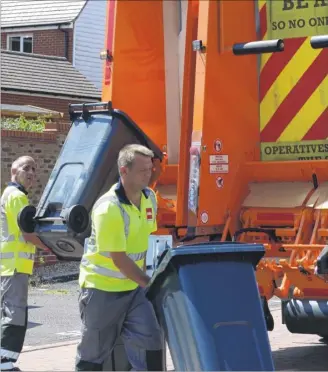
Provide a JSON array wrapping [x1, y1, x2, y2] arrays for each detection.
[[146, 242, 265, 299], [36, 108, 163, 218]]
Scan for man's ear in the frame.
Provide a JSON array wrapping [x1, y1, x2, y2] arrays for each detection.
[[119, 166, 127, 176]]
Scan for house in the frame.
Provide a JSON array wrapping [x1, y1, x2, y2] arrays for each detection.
[[1, 50, 102, 123], [1, 0, 107, 89]]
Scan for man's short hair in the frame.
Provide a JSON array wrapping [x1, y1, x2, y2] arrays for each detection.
[[11, 156, 35, 174], [118, 144, 154, 170]]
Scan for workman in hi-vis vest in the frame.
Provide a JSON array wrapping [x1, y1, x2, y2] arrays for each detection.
[[75, 144, 164, 371], [1, 156, 48, 372]]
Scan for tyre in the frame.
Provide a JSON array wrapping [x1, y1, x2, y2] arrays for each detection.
[[17, 205, 36, 233], [65, 204, 89, 234]]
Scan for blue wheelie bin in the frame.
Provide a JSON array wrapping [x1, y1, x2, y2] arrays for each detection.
[[17, 102, 163, 261], [146, 242, 275, 371]]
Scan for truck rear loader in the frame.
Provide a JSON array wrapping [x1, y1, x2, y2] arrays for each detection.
[[98, 0, 328, 339]]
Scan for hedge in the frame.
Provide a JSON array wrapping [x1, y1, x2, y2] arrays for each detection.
[[1, 115, 50, 132]]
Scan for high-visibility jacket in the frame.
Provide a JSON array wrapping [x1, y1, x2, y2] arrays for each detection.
[[79, 181, 158, 292], [0, 183, 36, 276]]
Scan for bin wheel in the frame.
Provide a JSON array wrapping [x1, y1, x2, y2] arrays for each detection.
[[262, 297, 274, 331], [265, 312, 274, 331], [17, 205, 36, 233], [66, 205, 89, 234]]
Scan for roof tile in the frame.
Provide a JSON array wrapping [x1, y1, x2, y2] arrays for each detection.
[[1, 0, 87, 28], [1, 50, 102, 99]]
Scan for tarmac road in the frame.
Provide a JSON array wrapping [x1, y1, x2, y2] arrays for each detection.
[[25, 280, 81, 346], [25, 280, 283, 347], [24, 280, 328, 371]]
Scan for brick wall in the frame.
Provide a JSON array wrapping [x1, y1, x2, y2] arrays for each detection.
[[1, 92, 99, 125], [1, 28, 74, 62], [1, 127, 69, 266]]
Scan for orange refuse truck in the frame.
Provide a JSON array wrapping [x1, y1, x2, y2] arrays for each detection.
[[99, 0, 328, 339]]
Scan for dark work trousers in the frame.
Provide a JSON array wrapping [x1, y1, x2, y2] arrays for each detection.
[[75, 286, 164, 371], [0, 272, 29, 371]]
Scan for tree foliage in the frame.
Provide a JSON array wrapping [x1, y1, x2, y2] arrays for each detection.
[[1, 114, 51, 132]]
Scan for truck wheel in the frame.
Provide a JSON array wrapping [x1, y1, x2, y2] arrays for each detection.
[[66, 205, 89, 234], [17, 205, 36, 233]]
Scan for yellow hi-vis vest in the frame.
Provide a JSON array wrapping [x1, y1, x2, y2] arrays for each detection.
[[79, 182, 157, 292], [0, 185, 36, 276]]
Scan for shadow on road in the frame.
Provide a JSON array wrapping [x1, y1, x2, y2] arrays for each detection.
[[27, 321, 42, 330], [273, 344, 328, 371]]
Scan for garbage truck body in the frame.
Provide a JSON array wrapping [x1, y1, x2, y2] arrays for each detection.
[[100, 0, 328, 338]]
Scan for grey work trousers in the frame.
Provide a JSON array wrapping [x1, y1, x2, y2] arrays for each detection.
[[75, 286, 164, 371], [0, 273, 29, 370]]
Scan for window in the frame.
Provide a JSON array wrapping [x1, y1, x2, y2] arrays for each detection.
[[8, 35, 33, 53]]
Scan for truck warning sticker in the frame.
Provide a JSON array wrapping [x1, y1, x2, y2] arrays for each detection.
[[209, 155, 228, 164], [265, 0, 328, 39], [210, 164, 229, 174], [214, 139, 222, 153], [216, 177, 224, 189], [261, 140, 328, 161], [200, 212, 209, 224]]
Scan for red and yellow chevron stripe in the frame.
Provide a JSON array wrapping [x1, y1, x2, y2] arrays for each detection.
[[258, 0, 328, 144]]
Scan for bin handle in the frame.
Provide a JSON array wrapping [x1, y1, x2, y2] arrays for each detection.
[[233, 227, 281, 242]]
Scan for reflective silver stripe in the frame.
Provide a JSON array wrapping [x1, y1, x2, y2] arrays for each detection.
[[19, 235, 26, 242], [86, 193, 130, 254], [99, 251, 146, 261], [1, 348, 20, 360], [117, 202, 129, 238], [18, 252, 35, 260], [0, 362, 14, 370], [131, 251, 146, 261], [0, 252, 33, 260], [1, 234, 26, 243], [148, 189, 157, 216], [85, 236, 97, 253], [94, 194, 130, 238], [81, 257, 126, 279], [0, 252, 14, 259]]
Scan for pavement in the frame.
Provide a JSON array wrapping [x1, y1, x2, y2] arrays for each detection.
[[17, 282, 328, 371]]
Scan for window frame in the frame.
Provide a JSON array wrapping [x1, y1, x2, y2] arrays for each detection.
[[7, 34, 33, 53]]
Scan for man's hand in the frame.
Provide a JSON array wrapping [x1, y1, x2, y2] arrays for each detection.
[[23, 233, 49, 251], [110, 252, 150, 288], [314, 265, 328, 282]]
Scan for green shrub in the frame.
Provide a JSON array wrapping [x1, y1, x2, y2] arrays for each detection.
[[1, 114, 51, 132]]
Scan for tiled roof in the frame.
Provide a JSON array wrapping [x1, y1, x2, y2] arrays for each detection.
[[1, 104, 63, 118], [1, 0, 87, 28], [1, 50, 101, 99]]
